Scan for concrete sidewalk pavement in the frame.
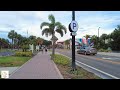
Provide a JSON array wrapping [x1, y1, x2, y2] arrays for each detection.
[[9, 52, 63, 79]]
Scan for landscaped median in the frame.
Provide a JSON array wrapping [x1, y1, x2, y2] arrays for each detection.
[[0, 56, 31, 67], [0, 51, 32, 67], [52, 54, 101, 79]]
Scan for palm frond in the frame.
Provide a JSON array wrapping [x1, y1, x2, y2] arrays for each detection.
[[48, 29, 53, 36], [56, 25, 67, 34], [55, 22, 61, 26], [48, 14, 55, 24], [56, 29, 63, 37], [60, 25, 67, 34], [49, 23, 55, 30], [42, 28, 50, 36], [40, 22, 50, 29]]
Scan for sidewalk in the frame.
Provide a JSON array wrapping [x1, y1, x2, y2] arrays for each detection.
[[9, 52, 63, 79], [98, 52, 120, 57], [0, 67, 19, 75]]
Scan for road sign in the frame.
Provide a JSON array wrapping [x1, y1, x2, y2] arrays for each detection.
[[69, 20, 78, 32]]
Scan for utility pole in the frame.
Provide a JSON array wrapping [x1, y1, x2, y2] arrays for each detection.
[[27, 30, 28, 38], [98, 27, 100, 48]]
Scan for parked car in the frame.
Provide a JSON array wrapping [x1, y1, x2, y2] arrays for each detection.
[[77, 46, 97, 55]]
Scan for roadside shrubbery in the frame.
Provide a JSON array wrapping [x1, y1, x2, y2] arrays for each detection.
[[98, 48, 112, 52], [52, 54, 101, 79], [15, 51, 33, 57], [51, 54, 70, 65]]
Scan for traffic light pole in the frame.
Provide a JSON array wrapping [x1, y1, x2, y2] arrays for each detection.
[[72, 11, 76, 70]]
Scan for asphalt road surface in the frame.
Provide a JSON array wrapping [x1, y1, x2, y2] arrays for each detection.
[[55, 49, 120, 79]]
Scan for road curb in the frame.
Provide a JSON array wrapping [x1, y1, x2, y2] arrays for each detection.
[[51, 60, 64, 79]]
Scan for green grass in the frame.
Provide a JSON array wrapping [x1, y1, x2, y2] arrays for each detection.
[[48, 49, 52, 52], [54, 54, 70, 65], [0, 56, 31, 67], [53, 54, 101, 79]]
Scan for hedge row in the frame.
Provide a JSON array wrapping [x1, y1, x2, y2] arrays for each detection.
[[15, 51, 33, 57]]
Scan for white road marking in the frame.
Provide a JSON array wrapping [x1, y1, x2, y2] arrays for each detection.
[[56, 52, 119, 79], [102, 57, 112, 60]]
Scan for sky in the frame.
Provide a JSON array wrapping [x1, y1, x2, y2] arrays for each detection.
[[0, 11, 120, 42]]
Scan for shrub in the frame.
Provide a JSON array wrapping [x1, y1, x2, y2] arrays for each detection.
[[53, 54, 70, 66], [98, 48, 105, 52], [15, 51, 33, 57], [21, 45, 29, 52], [99, 48, 112, 52]]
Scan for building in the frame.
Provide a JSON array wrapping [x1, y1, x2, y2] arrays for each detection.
[[69, 38, 92, 50], [57, 38, 92, 50], [57, 41, 64, 49]]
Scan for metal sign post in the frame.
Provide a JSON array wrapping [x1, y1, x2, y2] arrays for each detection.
[[72, 11, 76, 70], [68, 11, 78, 71]]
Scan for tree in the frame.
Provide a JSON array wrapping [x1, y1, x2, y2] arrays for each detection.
[[84, 34, 90, 40], [110, 25, 120, 51], [13, 32, 18, 48], [16, 34, 23, 50], [28, 35, 36, 45], [40, 14, 67, 60], [100, 34, 108, 45], [21, 37, 29, 52], [91, 35, 98, 48], [0, 38, 10, 49], [36, 37, 43, 45], [8, 30, 17, 49], [64, 39, 70, 49]]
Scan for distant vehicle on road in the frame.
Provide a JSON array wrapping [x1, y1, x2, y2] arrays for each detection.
[[77, 46, 97, 55]]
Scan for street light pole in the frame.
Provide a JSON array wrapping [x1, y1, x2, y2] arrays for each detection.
[[72, 11, 76, 70], [98, 27, 100, 48]]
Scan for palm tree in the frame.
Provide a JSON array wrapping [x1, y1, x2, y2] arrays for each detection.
[[8, 30, 16, 49], [84, 34, 90, 40], [100, 34, 108, 45], [16, 34, 22, 50], [40, 14, 67, 60], [29, 35, 36, 45], [14, 32, 18, 48], [36, 37, 43, 45], [91, 35, 98, 48], [64, 39, 70, 49]]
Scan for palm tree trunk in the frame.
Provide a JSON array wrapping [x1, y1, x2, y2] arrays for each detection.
[[51, 40, 55, 60], [12, 39, 14, 50], [18, 41, 19, 50]]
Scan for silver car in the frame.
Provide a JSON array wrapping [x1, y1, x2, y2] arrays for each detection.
[[77, 46, 97, 55]]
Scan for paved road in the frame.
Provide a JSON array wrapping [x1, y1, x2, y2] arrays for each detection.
[[98, 52, 120, 58], [56, 49, 120, 79]]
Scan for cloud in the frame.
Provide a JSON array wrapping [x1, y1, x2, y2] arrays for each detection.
[[0, 11, 120, 42]]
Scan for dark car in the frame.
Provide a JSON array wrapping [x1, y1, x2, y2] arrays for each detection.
[[77, 46, 97, 55]]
